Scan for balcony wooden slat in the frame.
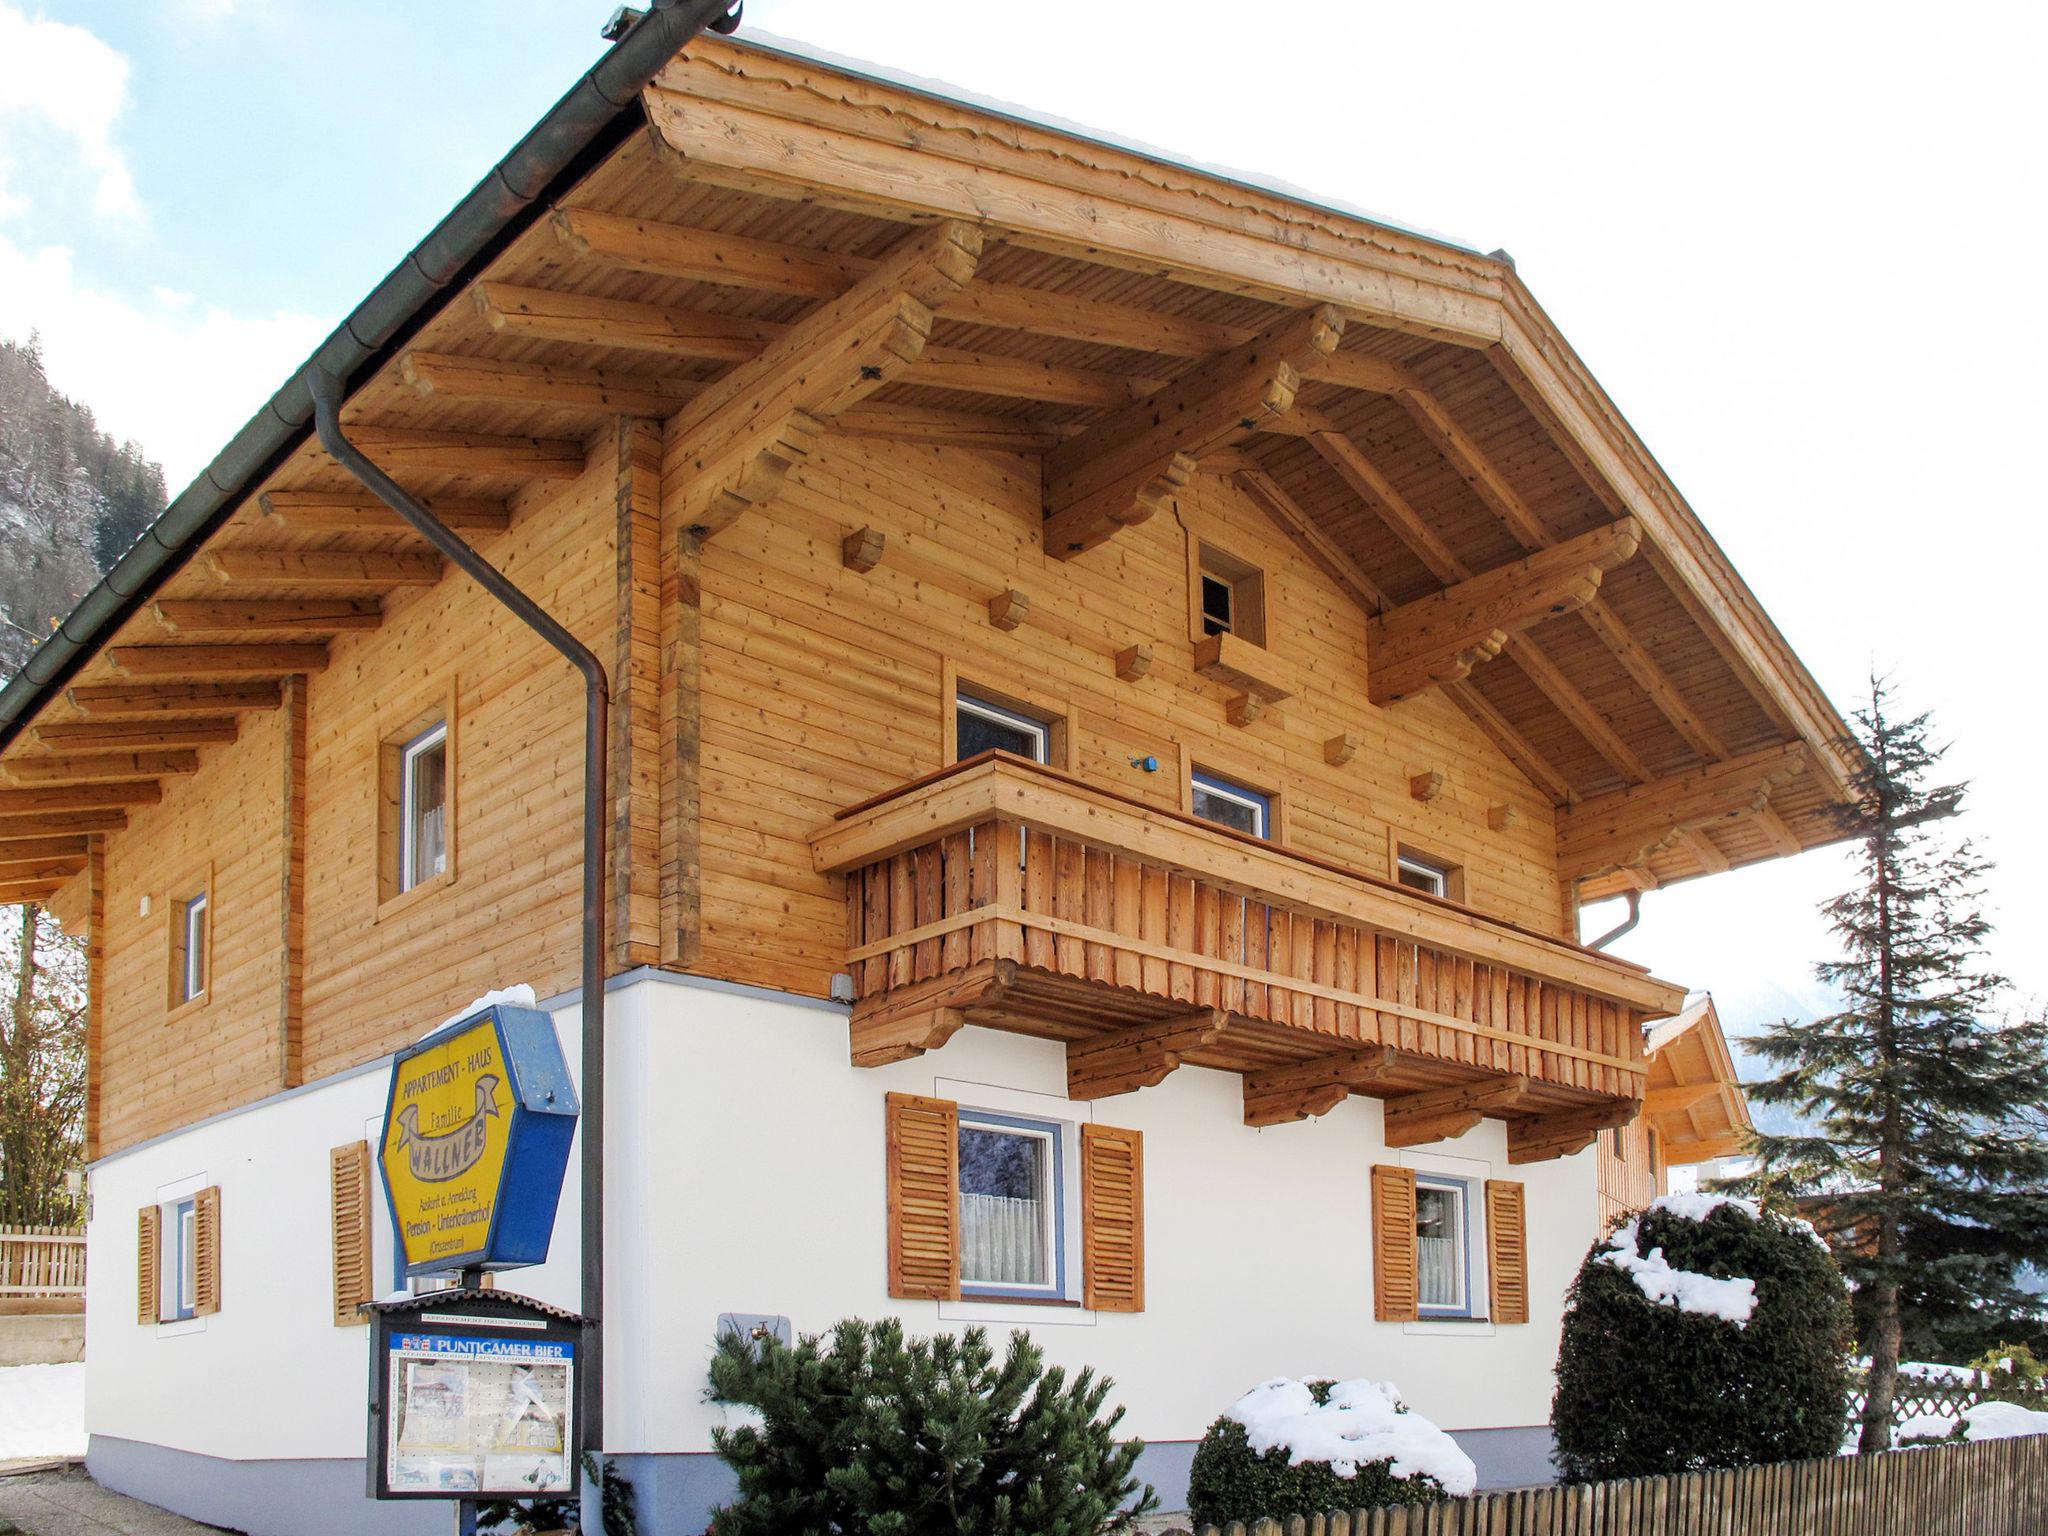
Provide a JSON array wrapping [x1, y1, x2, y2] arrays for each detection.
[[821, 756, 1677, 1135], [818, 753, 1684, 1015]]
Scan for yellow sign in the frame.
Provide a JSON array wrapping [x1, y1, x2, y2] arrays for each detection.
[[382, 1017, 512, 1272]]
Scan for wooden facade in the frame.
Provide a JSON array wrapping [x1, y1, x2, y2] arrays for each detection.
[[3, 35, 1855, 1159]]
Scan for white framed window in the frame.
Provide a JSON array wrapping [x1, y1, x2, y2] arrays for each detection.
[[1191, 769, 1271, 840], [956, 692, 1051, 766], [170, 1196, 198, 1321], [398, 720, 449, 893], [1396, 853, 1452, 899], [1416, 1175, 1474, 1318], [957, 1110, 1067, 1299], [175, 894, 208, 1004]]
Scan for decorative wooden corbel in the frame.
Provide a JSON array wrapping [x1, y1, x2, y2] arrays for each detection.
[[1066, 1010, 1225, 1100]]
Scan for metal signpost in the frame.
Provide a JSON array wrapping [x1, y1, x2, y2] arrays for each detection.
[[368, 1001, 583, 1526]]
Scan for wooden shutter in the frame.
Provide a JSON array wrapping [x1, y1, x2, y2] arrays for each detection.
[[886, 1092, 959, 1300], [330, 1141, 374, 1327], [1486, 1179, 1529, 1325], [192, 1184, 222, 1317], [137, 1205, 160, 1325], [1081, 1123, 1144, 1313], [1371, 1164, 1418, 1322]]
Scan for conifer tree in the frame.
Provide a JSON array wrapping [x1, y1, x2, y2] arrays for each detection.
[[1740, 681, 2048, 1451]]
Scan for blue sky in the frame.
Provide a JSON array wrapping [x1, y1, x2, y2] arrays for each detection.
[[2, 0, 2043, 1015]]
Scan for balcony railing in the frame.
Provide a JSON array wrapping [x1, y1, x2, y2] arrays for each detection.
[[813, 754, 1685, 1162]]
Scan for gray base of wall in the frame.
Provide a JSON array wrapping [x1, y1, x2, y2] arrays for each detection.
[[88, 1437, 443, 1536], [90, 1426, 1554, 1536]]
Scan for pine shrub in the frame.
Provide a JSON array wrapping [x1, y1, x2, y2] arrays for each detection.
[[704, 1316, 1154, 1535], [1185, 1382, 1451, 1528], [1552, 1199, 1852, 1481]]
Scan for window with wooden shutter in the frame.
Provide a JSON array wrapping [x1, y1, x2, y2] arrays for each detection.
[[886, 1092, 960, 1300], [137, 1205, 160, 1325], [330, 1141, 374, 1327], [1081, 1123, 1144, 1313], [1371, 1164, 1419, 1322], [1486, 1179, 1529, 1325], [192, 1185, 222, 1317]]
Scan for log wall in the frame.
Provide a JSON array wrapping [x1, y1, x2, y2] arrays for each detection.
[[688, 432, 1570, 1000]]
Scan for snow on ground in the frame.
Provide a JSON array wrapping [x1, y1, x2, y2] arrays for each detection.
[[1225, 1378, 1477, 1497], [0, 1362, 86, 1460], [1596, 1195, 1759, 1327]]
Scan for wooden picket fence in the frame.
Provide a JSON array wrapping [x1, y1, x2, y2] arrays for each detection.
[[0, 1224, 86, 1297], [1188, 1433, 2048, 1536]]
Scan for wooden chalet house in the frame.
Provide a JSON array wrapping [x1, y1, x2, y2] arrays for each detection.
[[2, 18, 1856, 1532]]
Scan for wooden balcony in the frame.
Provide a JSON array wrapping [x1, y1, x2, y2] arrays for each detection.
[[813, 754, 1686, 1163]]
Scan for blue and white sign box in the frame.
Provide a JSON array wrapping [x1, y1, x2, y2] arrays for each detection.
[[379, 1002, 579, 1277]]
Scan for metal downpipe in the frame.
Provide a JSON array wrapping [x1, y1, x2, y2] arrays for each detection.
[[1586, 889, 1643, 952], [307, 371, 613, 1456]]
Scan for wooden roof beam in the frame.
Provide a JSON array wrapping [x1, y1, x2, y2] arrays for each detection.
[[1557, 743, 1810, 882], [0, 782, 162, 815], [1503, 638, 1652, 784], [669, 219, 985, 539], [0, 879, 66, 905], [34, 718, 239, 750], [1368, 521, 1641, 705], [106, 644, 328, 679], [338, 425, 584, 481], [1445, 681, 1575, 808], [65, 682, 284, 717], [0, 854, 87, 884], [0, 837, 91, 864], [482, 278, 1172, 410], [206, 551, 441, 589], [1310, 430, 1467, 583], [833, 404, 1075, 453], [258, 491, 510, 536], [1, 751, 199, 784], [153, 600, 381, 637], [1065, 1010, 1225, 1100], [1383, 1075, 1534, 1147], [556, 208, 1430, 393], [0, 811, 128, 841], [1043, 304, 1343, 557], [401, 352, 702, 419], [1242, 1046, 1397, 1128], [1233, 468, 1390, 617]]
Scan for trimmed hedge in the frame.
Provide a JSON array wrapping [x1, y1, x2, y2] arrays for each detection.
[[1186, 1383, 1449, 1528], [1552, 1200, 1852, 1481]]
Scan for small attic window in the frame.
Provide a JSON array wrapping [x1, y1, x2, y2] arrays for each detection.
[[1195, 544, 1265, 646]]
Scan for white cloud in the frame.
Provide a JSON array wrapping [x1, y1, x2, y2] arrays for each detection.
[[0, 3, 143, 225], [0, 234, 327, 489]]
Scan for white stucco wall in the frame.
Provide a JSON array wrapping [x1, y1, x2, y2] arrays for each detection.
[[605, 975, 1597, 1455], [84, 972, 1598, 1466], [83, 1007, 585, 1463]]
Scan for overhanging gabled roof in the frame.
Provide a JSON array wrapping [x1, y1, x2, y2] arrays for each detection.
[[0, 25, 1859, 910]]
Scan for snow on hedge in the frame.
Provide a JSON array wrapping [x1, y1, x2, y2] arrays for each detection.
[[1958, 1401, 2048, 1441], [1224, 1378, 1477, 1496], [1595, 1193, 1760, 1327]]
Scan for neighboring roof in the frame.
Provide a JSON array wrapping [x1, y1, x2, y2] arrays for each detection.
[[1644, 994, 1753, 1163]]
